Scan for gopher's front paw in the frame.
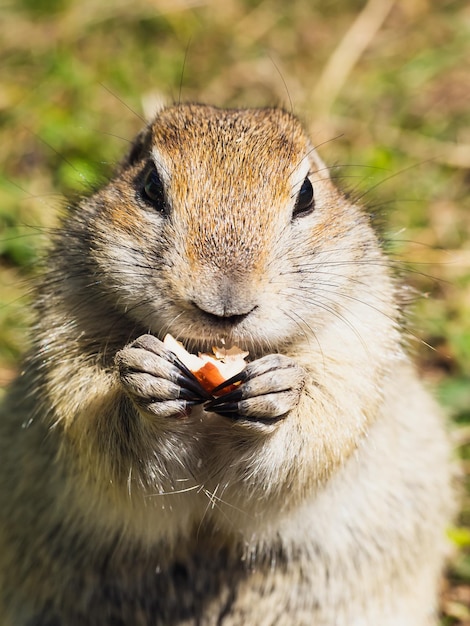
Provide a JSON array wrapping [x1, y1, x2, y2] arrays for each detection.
[[205, 354, 305, 422], [116, 334, 210, 419]]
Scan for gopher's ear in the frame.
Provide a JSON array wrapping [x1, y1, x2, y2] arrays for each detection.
[[119, 126, 153, 169], [141, 91, 168, 122]]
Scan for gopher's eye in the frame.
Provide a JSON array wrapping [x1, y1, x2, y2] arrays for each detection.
[[293, 177, 315, 218], [142, 167, 166, 214]]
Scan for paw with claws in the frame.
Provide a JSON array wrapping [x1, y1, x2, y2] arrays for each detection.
[[205, 354, 306, 422], [116, 334, 211, 419]]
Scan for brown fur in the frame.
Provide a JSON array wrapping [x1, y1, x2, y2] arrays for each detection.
[[0, 103, 453, 625]]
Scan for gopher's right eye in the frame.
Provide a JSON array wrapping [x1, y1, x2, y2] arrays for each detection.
[[142, 168, 166, 214]]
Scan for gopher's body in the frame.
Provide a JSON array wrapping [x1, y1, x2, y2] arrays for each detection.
[[0, 104, 453, 625]]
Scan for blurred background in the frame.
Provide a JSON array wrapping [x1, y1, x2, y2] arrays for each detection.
[[0, 0, 469, 621]]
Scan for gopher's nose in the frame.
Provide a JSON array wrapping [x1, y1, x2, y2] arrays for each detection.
[[190, 279, 257, 322]]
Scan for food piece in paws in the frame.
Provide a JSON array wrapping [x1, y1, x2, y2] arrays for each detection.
[[163, 334, 248, 395]]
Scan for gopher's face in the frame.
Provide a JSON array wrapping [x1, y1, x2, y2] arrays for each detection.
[[86, 104, 375, 356]]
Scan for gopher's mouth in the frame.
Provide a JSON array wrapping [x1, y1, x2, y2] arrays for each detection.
[[162, 303, 258, 352]]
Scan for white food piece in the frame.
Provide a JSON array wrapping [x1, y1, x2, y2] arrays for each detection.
[[163, 334, 248, 380]]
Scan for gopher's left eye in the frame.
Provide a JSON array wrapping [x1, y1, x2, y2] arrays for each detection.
[[293, 177, 315, 218]]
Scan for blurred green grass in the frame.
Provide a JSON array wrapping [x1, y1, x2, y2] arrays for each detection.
[[1, 0, 469, 621]]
